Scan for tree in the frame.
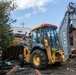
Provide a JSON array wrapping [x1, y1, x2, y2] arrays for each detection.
[[0, 1, 16, 53]]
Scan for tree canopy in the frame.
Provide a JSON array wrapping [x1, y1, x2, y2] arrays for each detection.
[[0, 1, 16, 52]]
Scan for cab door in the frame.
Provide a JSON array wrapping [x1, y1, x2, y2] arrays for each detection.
[[31, 29, 41, 47]]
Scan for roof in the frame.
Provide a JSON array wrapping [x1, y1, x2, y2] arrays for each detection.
[[31, 23, 58, 31], [11, 27, 31, 36]]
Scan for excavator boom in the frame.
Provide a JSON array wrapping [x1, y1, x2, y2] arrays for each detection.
[[59, 2, 76, 59]]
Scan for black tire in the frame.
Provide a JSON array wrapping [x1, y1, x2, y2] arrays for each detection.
[[31, 49, 48, 69], [18, 54, 24, 67]]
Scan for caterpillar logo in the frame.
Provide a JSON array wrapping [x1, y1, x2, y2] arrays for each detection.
[[63, 32, 67, 47]]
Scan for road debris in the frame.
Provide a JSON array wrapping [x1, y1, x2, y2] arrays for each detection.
[[6, 65, 20, 75], [0, 58, 76, 75], [66, 68, 74, 72], [35, 69, 41, 75]]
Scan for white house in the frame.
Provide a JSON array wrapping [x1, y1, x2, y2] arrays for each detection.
[[11, 27, 31, 37]]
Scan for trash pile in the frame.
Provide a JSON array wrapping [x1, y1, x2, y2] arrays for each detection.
[[0, 60, 20, 75]]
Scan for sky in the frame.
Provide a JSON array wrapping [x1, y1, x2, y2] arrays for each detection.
[[10, 0, 76, 28]]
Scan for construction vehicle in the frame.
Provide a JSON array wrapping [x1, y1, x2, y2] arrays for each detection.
[[17, 2, 76, 69], [17, 24, 66, 69], [58, 2, 76, 59]]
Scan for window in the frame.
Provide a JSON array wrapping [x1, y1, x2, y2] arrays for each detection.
[[31, 29, 41, 47], [43, 27, 59, 49]]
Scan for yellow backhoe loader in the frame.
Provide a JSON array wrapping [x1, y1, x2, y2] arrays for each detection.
[[17, 24, 66, 69]]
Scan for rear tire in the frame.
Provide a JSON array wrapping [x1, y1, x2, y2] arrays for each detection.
[[18, 54, 24, 67], [31, 49, 48, 69]]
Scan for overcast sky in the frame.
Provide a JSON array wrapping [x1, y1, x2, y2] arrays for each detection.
[[10, 0, 76, 28]]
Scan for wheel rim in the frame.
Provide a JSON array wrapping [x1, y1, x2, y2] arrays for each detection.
[[33, 54, 40, 66]]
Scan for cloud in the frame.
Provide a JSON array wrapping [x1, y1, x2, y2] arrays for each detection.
[[33, 10, 37, 15], [17, 13, 31, 20], [39, 7, 47, 12], [1, 0, 55, 12], [15, 0, 54, 11], [3, 0, 55, 14], [24, 13, 31, 18], [3, 0, 55, 20], [14, 0, 54, 20]]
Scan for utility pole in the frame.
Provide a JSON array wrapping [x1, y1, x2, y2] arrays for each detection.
[[20, 22, 25, 28]]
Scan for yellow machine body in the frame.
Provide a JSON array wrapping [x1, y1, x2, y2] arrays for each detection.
[[21, 24, 66, 67]]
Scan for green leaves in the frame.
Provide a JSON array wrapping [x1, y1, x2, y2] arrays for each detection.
[[0, 1, 16, 52]]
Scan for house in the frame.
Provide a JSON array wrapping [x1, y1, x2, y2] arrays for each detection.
[[11, 27, 31, 37]]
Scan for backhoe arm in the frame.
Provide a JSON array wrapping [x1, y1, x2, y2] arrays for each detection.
[[59, 2, 76, 59]]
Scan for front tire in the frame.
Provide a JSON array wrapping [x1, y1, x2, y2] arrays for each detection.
[[31, 49, 48, 69]]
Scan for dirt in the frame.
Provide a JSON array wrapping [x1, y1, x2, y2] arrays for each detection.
[[9, 58, 76, 75], [0, 58, 76, 75]]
